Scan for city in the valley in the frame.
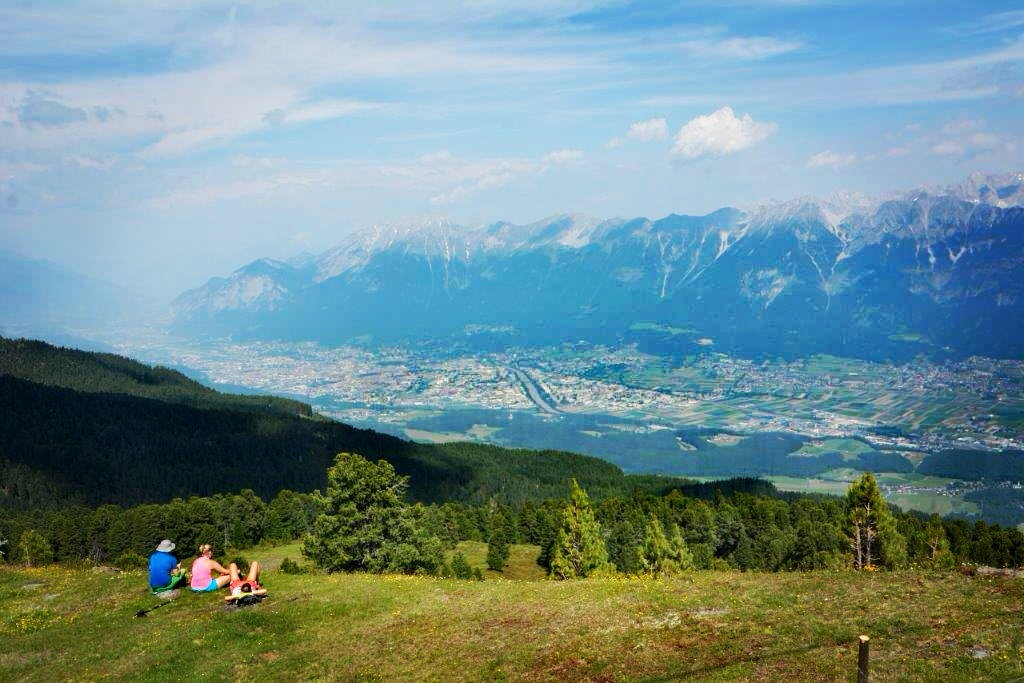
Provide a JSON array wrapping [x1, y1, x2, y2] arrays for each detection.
[[123, 336, 1024, 528]]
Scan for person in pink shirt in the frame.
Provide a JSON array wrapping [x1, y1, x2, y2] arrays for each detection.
[[190, 544, 232, 592]]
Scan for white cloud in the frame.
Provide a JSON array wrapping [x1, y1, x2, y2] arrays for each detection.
[[949, 9, 1024, 36], [544, 148, 585, 164], [806, 150, 857, 168], [930, 131, 1012, 158], [679, 36, 803, 60], [70, 156, 115, 170], [605, 137, 624, 149], [626, 117, 668, 141], [420, 150, 455, 163], [884, 146, 909, 158], [671, 106, 776, 159], [280, 99, 382, 125], [941, 116, 983, 135]]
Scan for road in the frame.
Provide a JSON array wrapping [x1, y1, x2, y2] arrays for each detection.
[[510, 367, 562, 415]]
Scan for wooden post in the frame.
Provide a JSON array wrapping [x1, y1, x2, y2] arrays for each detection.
[[857, 634, 870, 683]]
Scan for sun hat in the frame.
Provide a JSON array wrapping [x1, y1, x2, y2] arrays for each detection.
[[156, 539, 176, 552]]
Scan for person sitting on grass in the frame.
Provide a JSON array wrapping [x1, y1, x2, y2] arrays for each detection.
[[190, 544, 232, 593], [148, 539, 187, 595], [227, 559, 266, 599]]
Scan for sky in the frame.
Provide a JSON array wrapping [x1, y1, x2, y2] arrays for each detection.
[[1, 0, 1023, 299]]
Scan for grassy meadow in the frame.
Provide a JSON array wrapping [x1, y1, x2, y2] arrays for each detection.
[[3, 543, 1024, 681]]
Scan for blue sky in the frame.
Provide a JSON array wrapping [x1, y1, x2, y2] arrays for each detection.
[[1, 0, 1023, 298]]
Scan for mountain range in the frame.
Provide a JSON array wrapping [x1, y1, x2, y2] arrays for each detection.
[[172, 172, 1024, 359], [0, 250, 150, 345]]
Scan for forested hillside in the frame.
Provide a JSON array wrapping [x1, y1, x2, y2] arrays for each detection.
[[0, 338, 679, 508], [0, 337, 313, 417]]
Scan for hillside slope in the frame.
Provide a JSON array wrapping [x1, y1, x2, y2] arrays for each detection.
[[0, 338, 668, 507], [1, 545, 1022, 681]]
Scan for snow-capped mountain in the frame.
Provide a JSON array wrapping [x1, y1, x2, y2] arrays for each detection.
[[172, 173, 1024, 359]]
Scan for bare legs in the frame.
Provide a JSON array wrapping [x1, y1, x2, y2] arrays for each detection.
[[228, 560, 261, 585]]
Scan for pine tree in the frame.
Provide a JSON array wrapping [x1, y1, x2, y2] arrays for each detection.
[[302, 452, 444, 574], [486, 531, 510, 571], [18, 529, 53, 567], [451, 551, 473, 579], [548, 479, 610, 579], [666, 523, 695, 572], [845, 472, 907, 570], [485, 503, 513, 571], [923, 514, 954, 569], [606, 516, 644, 573], [638, 517, 673, 575]]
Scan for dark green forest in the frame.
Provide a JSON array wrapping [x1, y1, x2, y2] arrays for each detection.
[[3, 476, 1021, 572], [0, 337, 679, 508], [2, 337, 1021, 575]]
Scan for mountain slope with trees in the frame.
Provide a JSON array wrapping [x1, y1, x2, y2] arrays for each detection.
[[0, 337, 681, 508]]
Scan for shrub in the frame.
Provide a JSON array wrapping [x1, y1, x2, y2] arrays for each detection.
[[113, 551, 147, 570], [280, 557, 309, 575]]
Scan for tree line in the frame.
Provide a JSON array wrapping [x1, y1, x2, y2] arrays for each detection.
[[4, 456, 1021, 575]]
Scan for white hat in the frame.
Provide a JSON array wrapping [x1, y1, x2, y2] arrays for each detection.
[[156, 539, 176, 552]]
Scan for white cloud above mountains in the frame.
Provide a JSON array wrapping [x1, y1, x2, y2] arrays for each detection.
[[671, 107, 776, 159], [627, 118, 668, 141], [544, 149, 586, 164], [806, 150, 857, 168]]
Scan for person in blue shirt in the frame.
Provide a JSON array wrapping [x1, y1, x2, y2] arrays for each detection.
[[148, 539, 187, 595]]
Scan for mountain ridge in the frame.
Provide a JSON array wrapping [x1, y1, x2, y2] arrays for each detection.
[[172, 172, 1024, 359]]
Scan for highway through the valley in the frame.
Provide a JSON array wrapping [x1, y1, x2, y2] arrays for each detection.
[[509, 367, 562, 415]]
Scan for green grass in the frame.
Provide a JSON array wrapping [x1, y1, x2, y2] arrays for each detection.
[[886, 492, 981, 518], [3, 546, 1024, 681], [768, 476, 854, 497], [791, 438, 874, 460], [451, 541, 547, 581]]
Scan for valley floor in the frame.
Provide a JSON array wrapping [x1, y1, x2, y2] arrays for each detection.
[[2, 544, 1023, 681]]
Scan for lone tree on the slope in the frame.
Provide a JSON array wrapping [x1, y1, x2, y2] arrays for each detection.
[[18, 529, 53, 567], [486, 503, 514, 571], [303, 452, 444, 574], [549, 479, 611, 579], [845, 472, 907, 570]]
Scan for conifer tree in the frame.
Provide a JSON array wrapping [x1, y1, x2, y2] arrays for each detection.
[[666, 523, 695, 572], [638, 516, 673, 575], [548, 479, 610, 579], [18, 529, 53, 567], [485, 503, 513, 571], [451, 551, 473, 579], [845, 472, 907, 569], [923, 514, 955, 569], [302, 452, 444, 574], [486, 531, 510, 571], [606, 516, 644, 573]]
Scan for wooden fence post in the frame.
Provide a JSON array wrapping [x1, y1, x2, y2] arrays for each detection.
[[857, 634, 870, 683]]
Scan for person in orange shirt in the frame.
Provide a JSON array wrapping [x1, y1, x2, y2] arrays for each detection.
[[228, 559, 264, 598]]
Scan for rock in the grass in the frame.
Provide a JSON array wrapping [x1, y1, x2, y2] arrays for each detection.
[[975, 566, 1024, 578]]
